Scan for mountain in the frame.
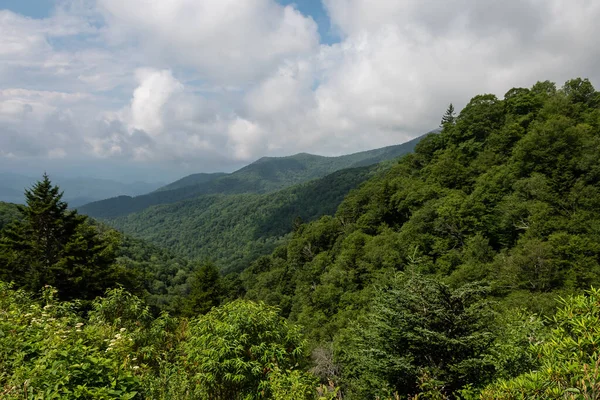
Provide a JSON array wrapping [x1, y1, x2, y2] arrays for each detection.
[[79, 136, 425, 219], [106, 164, 383, 272], [0, 173, 162, 207], [241, 78, 600, 338], [238, 78, 600, 396], [155, 172, 228, 192]]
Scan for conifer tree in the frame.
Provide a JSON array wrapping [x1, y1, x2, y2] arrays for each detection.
[[440, 103, 456, 127], [0, 174, 127, 300], [181, 262, 223, 316]]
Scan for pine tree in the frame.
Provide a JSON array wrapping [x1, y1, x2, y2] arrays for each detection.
[[181, 263, 223, 316], [0, 174, 127, 300], [440, 103, 456, 127]]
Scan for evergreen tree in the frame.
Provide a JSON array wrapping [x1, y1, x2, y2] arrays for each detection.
[[335, 274, 499, 398], [0, 174, 129, 300], [180, 263, 223, 316], [440, 103, 456, 126]]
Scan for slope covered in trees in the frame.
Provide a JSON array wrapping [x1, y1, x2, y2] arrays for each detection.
[[154, 172, 227, 192], [3, 270, 600, 398], [0, 202, 19, 231], [79, 137, 423, 219], [240, 78, 600, 396], [0, 182, 207, 313], [107, 165, 381, 272], [0, 175, 137, 301]]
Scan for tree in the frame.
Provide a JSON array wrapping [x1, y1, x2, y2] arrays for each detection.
[[180, 262, 223, 316], [440, 103, 456, 127], [334, 273, 523, 399], [0, 174, 129, 300], [563, 77, 597, 106], [183, 300, 308, 399]]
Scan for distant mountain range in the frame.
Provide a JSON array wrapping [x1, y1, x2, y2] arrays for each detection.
[[0, 173, 162, 207], [79, 135, 425, 219], [79, 134, 430, 271]]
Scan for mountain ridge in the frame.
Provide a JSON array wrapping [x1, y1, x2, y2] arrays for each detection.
[[79, 135, 426, 219]]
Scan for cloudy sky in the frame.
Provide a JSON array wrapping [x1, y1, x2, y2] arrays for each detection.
[[1, 0, 599, 182]]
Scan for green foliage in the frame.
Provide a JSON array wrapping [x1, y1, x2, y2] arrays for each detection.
[[180, 263, 224, 316], [440, 103, 456, 127], [182, 299, 308, 399], [0, 202, 20, 231], [106, 165, 383, 273], [0, 283, 169, 399], [482, 288, 600, 398], [335, 273, 541, 398], [268, 367, 318, 400], [0, 182, 225, 316], [0, 174, 137, 300], [0, 282, 322, 399]]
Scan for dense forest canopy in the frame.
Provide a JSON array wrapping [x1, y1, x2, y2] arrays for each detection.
[[2, 78, 600, 398], [107, 164, 383, 273], [0, 202, 20, 231]]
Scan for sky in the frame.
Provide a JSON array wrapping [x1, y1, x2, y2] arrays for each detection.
[[1, 0, 599, 182]]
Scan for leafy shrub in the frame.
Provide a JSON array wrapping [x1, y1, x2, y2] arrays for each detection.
[[482, 288, 600, 398]]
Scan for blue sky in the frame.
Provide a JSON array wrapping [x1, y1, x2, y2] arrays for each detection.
[[3, 0, 338, 44], [2, 0, 55, 18], [278, 0, 337, 44]]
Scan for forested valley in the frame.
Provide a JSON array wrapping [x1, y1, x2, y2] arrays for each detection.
[[2, 78, 600, 399]]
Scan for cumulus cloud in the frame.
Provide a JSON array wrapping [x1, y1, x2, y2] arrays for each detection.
[[0, 88, 92, 157], [129, 69, 184, 135], [1, 0, 600, 177], [97, 0, 320, 83]]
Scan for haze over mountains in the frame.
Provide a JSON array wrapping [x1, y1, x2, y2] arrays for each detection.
[[0, 173, 162, 207], [79, 135, 425, 219]]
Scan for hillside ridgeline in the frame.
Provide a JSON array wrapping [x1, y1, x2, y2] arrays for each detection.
[[79, 137, 423, 219]]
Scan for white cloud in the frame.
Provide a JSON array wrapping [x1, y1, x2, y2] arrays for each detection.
[[97, 0, 319, 83], [129, 69, 183, 135], [1, 0, 600, 177], [48, 148, 67, 159], [227, 118, 265, 161]]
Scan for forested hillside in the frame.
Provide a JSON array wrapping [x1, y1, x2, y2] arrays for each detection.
[[0, 202, 19, 230], [79, 137, 423, 219], [0, 192, 204, 314], [2, 78, 600, 399], [108, 165, 381, 272], [155, 172, 227, 192], [240, 78, 600, 397]]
